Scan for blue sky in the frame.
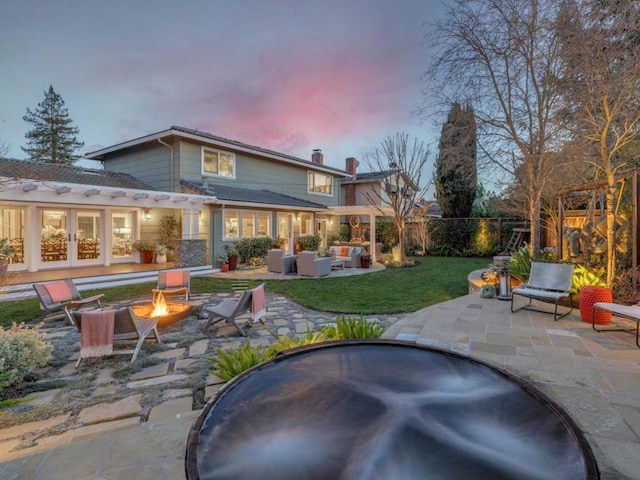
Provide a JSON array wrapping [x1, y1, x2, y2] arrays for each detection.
[[0, 0, 446, 172]]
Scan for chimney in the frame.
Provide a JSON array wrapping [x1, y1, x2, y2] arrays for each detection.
[[345, 157, 358, 178], [311, 149, 323, 165], [345, 157, 358, 206]]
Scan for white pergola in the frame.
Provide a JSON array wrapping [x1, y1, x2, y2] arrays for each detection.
[[326, 205, 394, 262]]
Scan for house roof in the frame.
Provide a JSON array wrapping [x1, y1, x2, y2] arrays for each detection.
[[86, 126, 350, 177], [0, 157, 156, 190], [180, 180, 328, 210], [340, 170, 397, 184]]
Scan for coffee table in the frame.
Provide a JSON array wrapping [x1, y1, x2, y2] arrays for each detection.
[[331, 260, 344, 270]]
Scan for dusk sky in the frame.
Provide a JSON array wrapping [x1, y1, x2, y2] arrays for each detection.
[[1, 0, 447, 173]]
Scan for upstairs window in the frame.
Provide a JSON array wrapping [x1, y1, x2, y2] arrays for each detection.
[[203, 147, 235, 178], [307, 171, 333, 195]]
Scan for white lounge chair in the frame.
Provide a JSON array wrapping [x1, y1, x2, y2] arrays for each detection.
[[511, 262, 575, 320], [592, 302, 640, 348]]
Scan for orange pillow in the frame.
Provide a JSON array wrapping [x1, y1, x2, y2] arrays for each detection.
[[340, 247, 349, 256]]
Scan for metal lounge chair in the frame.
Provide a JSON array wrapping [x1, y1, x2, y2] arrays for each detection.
[[202, 284, 266, 336], [152, 269, 190, 301], [592, 301, 640, 348], [33, 279, 104, 324], [73, 306, 162, 363], [511, 262, 575, 320]]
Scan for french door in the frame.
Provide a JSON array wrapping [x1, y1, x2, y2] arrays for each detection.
[[277, 213, 294, 254], [40, 209, 103, 267]]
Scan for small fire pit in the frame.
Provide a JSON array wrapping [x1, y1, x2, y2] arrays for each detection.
[[132, 292, 192, 328]]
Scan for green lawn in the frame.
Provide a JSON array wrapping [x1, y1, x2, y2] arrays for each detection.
[[0, 256, 488, 327]]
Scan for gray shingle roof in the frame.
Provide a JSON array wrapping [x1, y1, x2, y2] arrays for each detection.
[[180, 180, 328, 209], [340, 170, 397, 184], [87, 125, 350, 176], [0, 157, 157, 190]]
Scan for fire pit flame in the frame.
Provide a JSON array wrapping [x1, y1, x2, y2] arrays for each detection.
[[131, 293, 193, 328], [151, 292, 169, 317]]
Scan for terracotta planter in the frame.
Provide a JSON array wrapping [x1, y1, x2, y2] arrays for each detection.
[[228, 255, 239, 271], [579, 286, 612, 324], [140, 250, 154, 264], [220, 263, 229, 272]]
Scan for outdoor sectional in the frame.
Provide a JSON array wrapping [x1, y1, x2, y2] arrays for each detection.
[[329, 245, 364, 268]]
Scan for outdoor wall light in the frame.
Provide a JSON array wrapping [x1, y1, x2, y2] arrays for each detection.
[[143, 208, 152, 220]]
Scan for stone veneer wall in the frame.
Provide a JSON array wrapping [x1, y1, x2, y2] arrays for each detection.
[[174, 239, 206, 268]]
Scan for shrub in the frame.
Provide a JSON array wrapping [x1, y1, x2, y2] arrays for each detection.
[[267, 329, 329, 355], [0, 322, 52, 388], [571, 264, 606, 294], [209, 340, 271, 381], [235, 237, 277, 263], [322, 315, 385, 340], [299, 235, 320, 252]]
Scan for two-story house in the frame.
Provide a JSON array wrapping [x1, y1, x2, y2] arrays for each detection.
[[86, 126, 349, 265]]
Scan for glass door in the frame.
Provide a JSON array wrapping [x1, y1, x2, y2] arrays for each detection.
[[277, 213, 293, 254], [40, 209, 103, 267], [40, 209, 70, 267], [112, 212, 134, 261], [0, 206, 25, 270], [76, 210, 102, 264]]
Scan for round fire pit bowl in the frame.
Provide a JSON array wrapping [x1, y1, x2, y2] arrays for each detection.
[[185, 340, 598, 480], [132, 302, 192, 328]]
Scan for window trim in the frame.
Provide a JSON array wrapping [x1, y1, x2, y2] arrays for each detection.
[[307, 171, 334, 196], [202, 146, 236, 179]]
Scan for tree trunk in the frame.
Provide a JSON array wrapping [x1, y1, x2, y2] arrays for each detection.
[[397, 222, 405, 263], [528, 195, 542, 256], [605, 186, 616, 287]]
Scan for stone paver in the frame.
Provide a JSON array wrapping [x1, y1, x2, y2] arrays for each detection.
[[147, 397, 193, 422], [129, 362, 169, 381], [126, 373, 188, 389], [150, 348, 186, 360], [188, 339, 209, 357], [77, 394, 143, 425]]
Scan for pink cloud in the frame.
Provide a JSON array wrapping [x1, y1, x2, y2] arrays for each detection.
[[83, 21, 421, 161]]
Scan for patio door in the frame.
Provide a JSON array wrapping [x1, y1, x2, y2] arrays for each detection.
[[317, 219, 328, 248], [277, 213, 294, 254], [39, 209, 103, 268]]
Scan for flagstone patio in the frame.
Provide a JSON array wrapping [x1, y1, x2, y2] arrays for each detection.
[[1, 293, 639, 479]]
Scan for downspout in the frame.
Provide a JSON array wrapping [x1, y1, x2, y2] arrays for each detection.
[[157, 138, 174, 192]]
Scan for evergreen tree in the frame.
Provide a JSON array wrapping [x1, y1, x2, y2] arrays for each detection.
[[22, 85, 84, 164], [434, 102, 477, 218]]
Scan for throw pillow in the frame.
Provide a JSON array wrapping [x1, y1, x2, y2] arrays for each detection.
[[340, 246, 349, 256]]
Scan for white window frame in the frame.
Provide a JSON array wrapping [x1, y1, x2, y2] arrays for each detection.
[[202, 147, 236, 178], [307, 171, 333, 196], [223, 209, 271, 240]]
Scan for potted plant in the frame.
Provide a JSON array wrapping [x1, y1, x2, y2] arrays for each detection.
[[226, 244, 239, 271], [0, 237, 15, 276], [155, 244, 168, 264], [573, 264, 611, 324], [132, 239, 156, 264], [217, 253, 229, 272]]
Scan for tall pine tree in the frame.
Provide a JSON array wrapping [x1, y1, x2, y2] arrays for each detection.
[[22, 85, 84, 164], [434, 102, 477, 218]]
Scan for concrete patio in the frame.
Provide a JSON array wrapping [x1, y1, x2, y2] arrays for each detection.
[[1, 293, 639, 479]]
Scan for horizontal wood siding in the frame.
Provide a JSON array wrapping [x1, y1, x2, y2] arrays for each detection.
[[104, 144, 172, 191], [178, 141, 340, 206]]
